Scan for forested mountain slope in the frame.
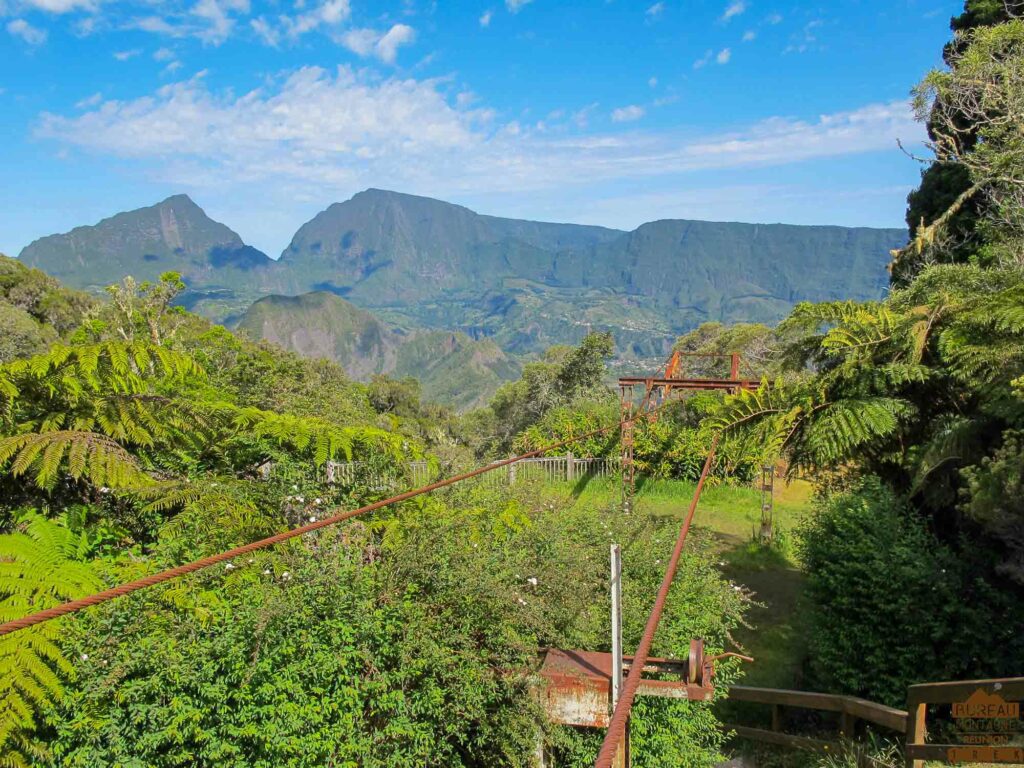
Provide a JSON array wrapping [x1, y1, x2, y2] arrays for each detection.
[[18, 189, 906, 361], [237, 291, 520, 409], [276, 189, 905, 356], [18, 195, 278, 320]]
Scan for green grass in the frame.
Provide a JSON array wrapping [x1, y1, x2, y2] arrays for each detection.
[[548, 475, 814, 691]]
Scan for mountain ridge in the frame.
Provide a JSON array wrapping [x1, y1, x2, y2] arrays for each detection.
[[17, 188, 907, 401]]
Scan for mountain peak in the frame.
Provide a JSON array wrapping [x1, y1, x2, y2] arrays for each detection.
[[158, 193, 202, 210], [19, 195, 273, 300]]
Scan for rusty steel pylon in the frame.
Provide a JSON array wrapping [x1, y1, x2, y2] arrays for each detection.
[[618, 351, 759, 509], [619, 384, 635, 514]]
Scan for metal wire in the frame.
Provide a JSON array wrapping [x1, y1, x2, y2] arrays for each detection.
[[592, 434, 720, 768], [0, 408, 664, 637]]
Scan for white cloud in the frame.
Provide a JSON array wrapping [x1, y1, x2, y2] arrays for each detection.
[[611, 105, 645, 123], [648, 76, 657, 88], [75, 92, 103, 109], [716, 47, 731, 64], [766, 12, 782, 24], [479, 9, 492, 26], [38, 69, 923, 210], [250, 16, 279, 45], [505, 0, 532, 12], [742, 29, 756, 41], [22, 0, 92, 13], [162, 60, 183, 75], [693, 49, 712, 69], [572, 102, 598, 129], [190, 0, 250, 44], [248, 0, 349, 44], [114, 48, 142, 61], [318, 0, 348, 25], [785, 18, 823, 54], [133, 16, 184, 36], [340, 27, 376, 56], [7, 18, 47, 44], [646, 2, 664, 17], [340, 23, 415, 63], [153, 46, 176, 61], [375, 23, 415, 63], [721, 0, 747, 22]]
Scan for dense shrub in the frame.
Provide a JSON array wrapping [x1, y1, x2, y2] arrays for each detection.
[[798, 478, 1024, 706], [45, 485, 746, 768]]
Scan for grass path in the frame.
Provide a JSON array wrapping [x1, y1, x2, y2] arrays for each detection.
[[558, 476, 815, 690]]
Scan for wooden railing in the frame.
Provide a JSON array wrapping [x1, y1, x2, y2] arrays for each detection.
[[725, 677, 1024, 767], [724, 685, 908, 758]]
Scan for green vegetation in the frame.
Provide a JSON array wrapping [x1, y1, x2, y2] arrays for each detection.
[[274, 190, 901, 358], [0, 267, 749, 767], [3, 5, 1023, 765], [18, 195, 277, 322], [711, 3, 1024, 708]]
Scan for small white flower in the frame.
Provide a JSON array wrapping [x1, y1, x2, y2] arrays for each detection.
[[527, 577, 538, 587], [309, 516, 317, 522], [733, 586, 742, 591], [292, 484, 299, 491], [247, 558, 254, 564], [296, 496, 304, 503], [225, 563, 235, 570], [263, 569, 271, 575], [517, 597, 527, 606], [81, 653, 89, 661], [315, 498, 322, 505]]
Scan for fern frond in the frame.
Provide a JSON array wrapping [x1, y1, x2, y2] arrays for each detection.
[[796, 397, 909, 467], [0, 514, 103, 756], [0, 431, 152, 490]]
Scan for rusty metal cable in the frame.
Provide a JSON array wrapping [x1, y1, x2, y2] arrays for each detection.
[[0, 406, 670, 638], [592, 434, 720, 768]]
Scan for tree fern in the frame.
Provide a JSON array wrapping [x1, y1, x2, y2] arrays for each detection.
[[0, 513, 103, 762], [227, 406, 411, 466], [796, 397, 909, 468], [0, 431, 152, 491]]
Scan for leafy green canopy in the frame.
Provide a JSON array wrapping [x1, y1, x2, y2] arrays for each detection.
[[0, 275, 413, 764], [0, 272, 748, 767], [41, 485, 745, 768], [798, 478, 1022, 706], [897, 8, 1024, 283], [470, 332, 616, 457], [710, 262, 1024, 697]]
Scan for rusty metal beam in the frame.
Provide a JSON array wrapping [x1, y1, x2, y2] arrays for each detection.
[[617, 377, 760, 391]]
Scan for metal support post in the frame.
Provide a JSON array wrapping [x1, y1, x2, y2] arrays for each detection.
[[611, 544, 629, 768]]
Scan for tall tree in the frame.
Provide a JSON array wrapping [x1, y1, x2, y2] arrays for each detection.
[[894, 0, 1022, 285]]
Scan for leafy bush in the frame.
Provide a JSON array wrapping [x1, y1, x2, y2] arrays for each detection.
[[43, 485, 747, 768], [798, 477, 1024, 706]]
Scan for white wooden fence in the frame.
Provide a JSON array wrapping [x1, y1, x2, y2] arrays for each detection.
[[266, 454, 618, 490], [477, 454, 619, 489]]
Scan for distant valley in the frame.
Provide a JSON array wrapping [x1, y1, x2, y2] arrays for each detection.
[[237, 292, 519, 411], [17, 188, 907, 407]]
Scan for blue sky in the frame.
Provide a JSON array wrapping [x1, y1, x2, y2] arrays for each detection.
[[1, 0, 962, 257]]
